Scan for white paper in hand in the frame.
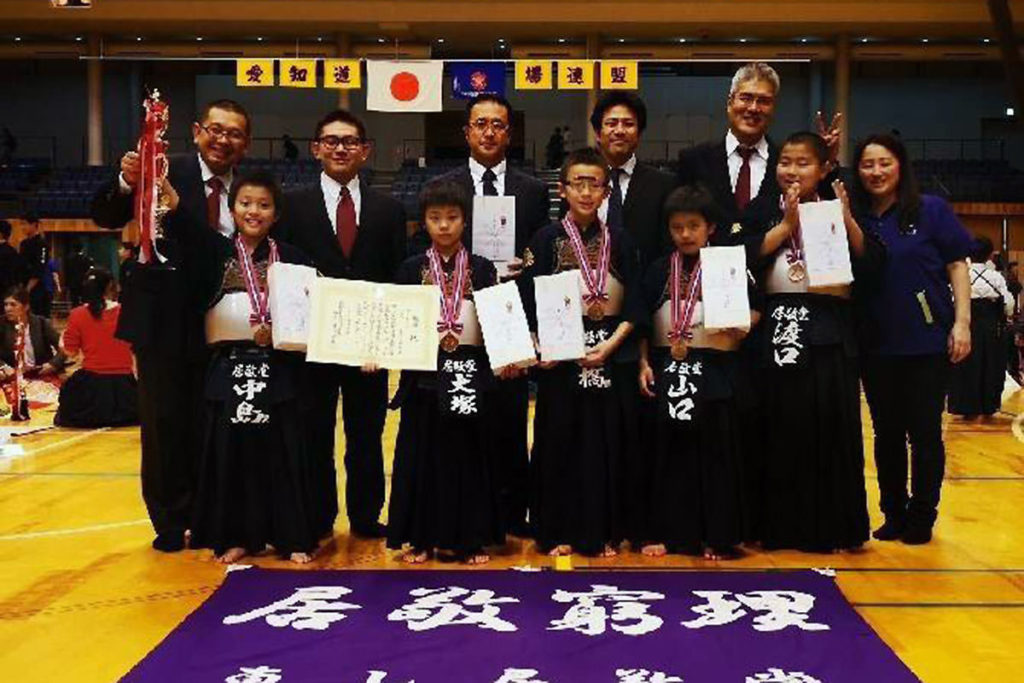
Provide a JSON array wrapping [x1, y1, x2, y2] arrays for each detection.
[[700, 245, 751, 330], [534, 271, 586, 361], [474, 282, 537, 370], [799, 199, 854, 287], [268, 262, 317, 351], [472, 196, 517, 276]]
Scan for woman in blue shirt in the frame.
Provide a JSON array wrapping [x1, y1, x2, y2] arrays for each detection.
[[850, 133, 973, 545]]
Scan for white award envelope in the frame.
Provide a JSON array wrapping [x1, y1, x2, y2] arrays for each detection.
[[799, 199, 854, 287], [534, 271, 586, 362], [700, 245, 751, 330], [306, 278, 441, 371], [474, 282, 537, 371], [267, 262, 317, 352], [472, 196, 517, 276]]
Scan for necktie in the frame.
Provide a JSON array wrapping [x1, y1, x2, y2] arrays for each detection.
[[336, 186, 358, 259], [735, 146, 755, 213], [482, 168, 499, 196], [607, 167, 624, 229], [206, 177, 224, 231]]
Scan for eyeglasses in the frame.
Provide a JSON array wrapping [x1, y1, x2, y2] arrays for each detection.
[[316, 135, 365, 151], [601, 117, 637, 130], [197, 123, 248, 143], [565, 178, 607, 192], [732, 93, 776, 108], [468, 119, 509, 133]]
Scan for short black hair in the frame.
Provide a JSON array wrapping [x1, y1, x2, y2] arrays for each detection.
[[3, 284, 29, 306], [466, 94, 513, 124], [0, 219, 11, 240], [589, 91, 647, 133], [663, 184, 721, 228], [419, 179, 470, 222], [559, 147, 610, 185], [198, 99, 251, 135], [228, 171, 283, 217], [781, 131, 829, 165], [312, 109, 367, 142], [973, 236, 995, 262]]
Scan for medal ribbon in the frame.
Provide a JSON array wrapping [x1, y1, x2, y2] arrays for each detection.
[[669, 252, 702, 342], [12, 321, 26, 417], [234, 236, 279, 325], [779, 193, 815, 266], [562, 216, 611, 306], [427, 246, 468, 334]]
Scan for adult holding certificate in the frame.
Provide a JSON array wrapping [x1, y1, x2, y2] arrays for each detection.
[[522, 148, 640, 558], [431, 94, 550, 539], [280, 110, 407, 540], [851, 133, 973, 546]]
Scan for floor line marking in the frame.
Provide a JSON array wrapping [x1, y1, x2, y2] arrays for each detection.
[[0, 472, 137, 478], [0, 518, 150, 541], [19, 427, 112, 456]]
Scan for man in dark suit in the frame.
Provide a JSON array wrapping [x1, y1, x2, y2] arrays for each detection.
[[588, 92, 676, 267], [18, 213, 52, 318], [0, 220, 25, 298], [91, 99, 250, 552], [434, 94, 550, 537], [281, 109, 407, 539]]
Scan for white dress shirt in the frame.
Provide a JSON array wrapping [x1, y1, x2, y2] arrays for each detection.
[[969, 260, 1015, 317], [726, 130, 769, 201], [598, 153, 637, 224], [468, 157, 507, 196], [321, 173, 362, 234]]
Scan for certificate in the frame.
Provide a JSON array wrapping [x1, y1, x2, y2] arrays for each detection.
[[799, 199, 854, 287], [474, 282, 537, 371], [306, 278, 441, 371], [700, 245, 751, 330], [472, 196, 516, 276], [267, 262, 317, 352], [534, 271, 586, 362]]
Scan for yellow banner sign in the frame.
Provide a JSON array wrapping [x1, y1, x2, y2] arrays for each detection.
[[236, 59, 274, 87], [324, 59, 362, 89], [557, 60, 595, 90], [515, 61, 552, 90], [280, 59, 317, 88], [600, 61, 639, 90]]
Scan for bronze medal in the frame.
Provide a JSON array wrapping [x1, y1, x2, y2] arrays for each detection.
[[441, 333, 459, 353], [788, 261, 807, 283], [253, 324, 272, 347], [671, 340, 688, 361], [587, 301, 605, 321]]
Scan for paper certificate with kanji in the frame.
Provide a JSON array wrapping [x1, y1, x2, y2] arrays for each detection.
[[472, 196, 516, 276], [306, 279, 441, 371], [474, 281, 537, 370], [799, 199, 854, 288], [700, 245, 751, 330], [534, 271, 586, 362]]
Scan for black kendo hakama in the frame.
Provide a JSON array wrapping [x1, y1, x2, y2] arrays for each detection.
[[948, 296, 1008, 417], [752, 206, 885, 552], [521, 220, 640, 556], [385, 251, 505, 559], [628, 252, 759, 555], [190, 238, 320, 558]]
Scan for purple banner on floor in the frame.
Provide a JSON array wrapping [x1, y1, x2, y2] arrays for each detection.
[[121, 568, 920, 683]]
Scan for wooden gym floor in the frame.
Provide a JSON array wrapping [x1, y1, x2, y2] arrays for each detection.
[[1, 382, 1022, 682]]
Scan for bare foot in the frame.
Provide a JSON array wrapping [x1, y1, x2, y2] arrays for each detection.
[[598, 544, 618, 558], [401, 549, 428, 564], [289, 552, 313, 564], [465, 553, 490, 565], [642, 543, 667, 557], [217, 547, 247, 564], [548, 544, 572, 557]]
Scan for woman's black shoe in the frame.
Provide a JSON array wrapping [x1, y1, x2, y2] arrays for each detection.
[[871, 518, 906, 541]]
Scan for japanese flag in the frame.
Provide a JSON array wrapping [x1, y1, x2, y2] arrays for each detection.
[[366, 61, 443, 112]]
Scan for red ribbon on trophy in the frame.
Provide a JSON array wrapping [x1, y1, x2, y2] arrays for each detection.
[[6, 322, 30, 421], [135, 90, 170, 264]]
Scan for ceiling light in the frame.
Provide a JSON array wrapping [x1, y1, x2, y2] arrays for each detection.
[[75, 36, 83, 42], [136, 36, 143, 42], [557, 38, 566, 44], [196, 37, 203, 42], [921, 38, 929, 43], [378, 38, 386, 44], [678, 38, 687, 43], [983, 38, 991, 44], [437, 38, 445, 44], [618, 38, 625, 43], [1008, 107, 1016, 117], [739, 38, 748, 43], [14, 37, 21, 42], [256, 37, 264, 42]]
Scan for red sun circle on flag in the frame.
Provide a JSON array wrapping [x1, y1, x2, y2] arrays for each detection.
[[390, 72, 420, 101]]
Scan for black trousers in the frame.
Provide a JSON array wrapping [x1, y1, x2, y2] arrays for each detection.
[[136, 348, 206, 538], [862, 353, 950, 526], [29, 286, 52, 319], [490, 375, 530, 532], [305, 363, 388, 534]]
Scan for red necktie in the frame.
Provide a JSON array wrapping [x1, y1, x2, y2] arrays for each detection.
[[336, 187, 358, 258], [206, 177, 223, 231], [735, 146, 754, 212]]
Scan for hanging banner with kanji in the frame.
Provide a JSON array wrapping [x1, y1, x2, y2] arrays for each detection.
[[515, 60, 552, 90], [557, 60, 595, 90], [122, 568, 921, 683], [280, 59, 317, 88], [324, 59, 362, 90], [600, 60, 639, 90], [236, 59, 274, 87]]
